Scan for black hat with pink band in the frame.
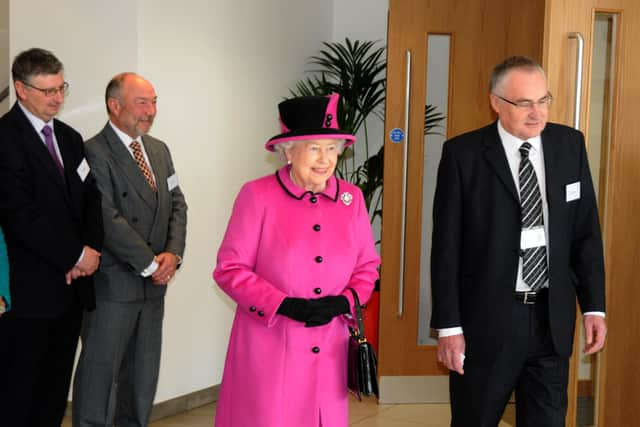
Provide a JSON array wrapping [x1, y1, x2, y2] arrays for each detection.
[[265, 93, 357, 151]]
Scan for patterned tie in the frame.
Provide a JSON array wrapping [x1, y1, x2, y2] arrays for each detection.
[[129, 140, 156, 192], [41, 125, 65, 177], [519, 142, 548, 291]]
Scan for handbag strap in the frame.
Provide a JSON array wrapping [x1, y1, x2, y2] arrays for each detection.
[[348, 288, 366, 340]]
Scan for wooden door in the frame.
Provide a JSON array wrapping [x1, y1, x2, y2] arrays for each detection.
[[382, 1, 640, 425], [543, 0, 640, 425], [380, 0, 545, 403]]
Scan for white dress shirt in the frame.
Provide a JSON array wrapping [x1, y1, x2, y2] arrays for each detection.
[[438, 121, 603, 338]]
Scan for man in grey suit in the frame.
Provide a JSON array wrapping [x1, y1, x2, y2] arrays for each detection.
[[72, 72, 187, 427]]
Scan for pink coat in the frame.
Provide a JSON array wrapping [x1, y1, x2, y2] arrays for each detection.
[[213, 166, 380, 427]]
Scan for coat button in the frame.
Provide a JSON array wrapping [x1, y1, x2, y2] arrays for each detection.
[[313, 224, 321, 232], [312, 346, 320, 354], [310, 196, 318, 203], [314, 287, 322, 294], [122, 192, 127, 197], [132, 217, 138, 223], [315, 256, 323, 263], [249, 306, 257, 312], [258, 310, 265, 317]]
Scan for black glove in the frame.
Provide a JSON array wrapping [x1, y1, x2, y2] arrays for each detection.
[[277, 297, 313, 322], [305, 295, 350, 327]]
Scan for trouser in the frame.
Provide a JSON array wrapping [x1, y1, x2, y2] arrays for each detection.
[[450, 291, 569, 427], [0, 304, 82, 427], [72, 297, 164, 427]]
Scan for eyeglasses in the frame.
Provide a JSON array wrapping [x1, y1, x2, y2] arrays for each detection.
[[23, 81, 69, 97], [495, 93, 553, 109]]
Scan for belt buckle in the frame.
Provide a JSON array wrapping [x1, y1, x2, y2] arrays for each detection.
[[523, 291, 536, 304]]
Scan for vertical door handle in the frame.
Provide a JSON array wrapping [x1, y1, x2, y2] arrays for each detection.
[[568, 32, 584, 130], [398, 49, 411, 318]]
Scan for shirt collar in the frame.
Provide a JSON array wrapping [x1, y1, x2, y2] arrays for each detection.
[[497, 120, 542, 155], [109, 120, 144, 149], [18, 101, 54, 137], [276, 164, 339, 202]]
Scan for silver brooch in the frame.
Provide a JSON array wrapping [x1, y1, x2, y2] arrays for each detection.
[[340, 192, 353, 206]]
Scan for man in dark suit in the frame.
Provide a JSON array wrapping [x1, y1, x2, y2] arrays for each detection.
[[72, 72, 187, 427], [0, 48, 103, 426], [430, 56, 607, 426]]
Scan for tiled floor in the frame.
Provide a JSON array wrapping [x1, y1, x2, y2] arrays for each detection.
[[63, 398, 517, 426], [63, 396, 601, 426]]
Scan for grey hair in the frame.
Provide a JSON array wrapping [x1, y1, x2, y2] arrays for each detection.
[[490, 56, 546, 95], [12, 48, 63, 84]]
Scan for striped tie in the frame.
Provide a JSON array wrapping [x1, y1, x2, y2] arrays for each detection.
[[519, 142, 548, 291], [130, 141, 157, 192]]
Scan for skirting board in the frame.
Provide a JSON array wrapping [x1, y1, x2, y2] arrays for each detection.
[[150, 385, 220, 421], [379, 376, 593, 404], [66, 385, 220, 422]]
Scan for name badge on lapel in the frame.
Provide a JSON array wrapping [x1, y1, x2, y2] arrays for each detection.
[[77, 158, 90, 182], [566, 182, 580, 202], [167, 173, 179, 191]]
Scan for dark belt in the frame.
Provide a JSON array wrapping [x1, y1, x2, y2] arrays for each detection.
[[514, 288, 548, 304]]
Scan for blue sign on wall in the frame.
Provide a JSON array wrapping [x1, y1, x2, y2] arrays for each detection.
[[389, 128, 405, 143]]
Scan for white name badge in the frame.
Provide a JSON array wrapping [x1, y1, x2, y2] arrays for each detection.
[[521, 227, 547, 250], [566, 181, 581, 202], [77, 158, 90, 182], [167, 173, 179, 191]]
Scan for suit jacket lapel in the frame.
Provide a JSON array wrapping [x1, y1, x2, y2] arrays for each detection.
[[54, 122, 84, 218], [11, 105, 68, 195], [102, 125, 157, 210], [143, 137, 166, 197], [541, 125, 561, 210], [143, 137, 166, 228], [482, 122, 519, 203]]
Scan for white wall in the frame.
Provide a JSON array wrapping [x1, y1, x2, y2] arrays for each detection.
[[333, 0, 388, 43], [9, 1, 137, 133], [9, 0, 332, 403], [136, 0, 332, 401]]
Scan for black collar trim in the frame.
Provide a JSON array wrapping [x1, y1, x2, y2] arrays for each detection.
[[275, 168, 340, 202]]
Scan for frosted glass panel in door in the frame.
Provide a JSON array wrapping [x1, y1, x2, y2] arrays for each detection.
[[418, 34, 449, 345]]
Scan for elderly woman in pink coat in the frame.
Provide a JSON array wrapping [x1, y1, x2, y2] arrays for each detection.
[[213, 94, 380, 427]]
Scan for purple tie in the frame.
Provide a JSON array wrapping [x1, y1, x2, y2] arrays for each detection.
[[41, 125, 64, 176]]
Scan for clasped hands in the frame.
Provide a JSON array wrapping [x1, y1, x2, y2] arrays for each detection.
[[65, 245, 101, 284], [151, 252, 179, 285], [277, 295, 350, 327]]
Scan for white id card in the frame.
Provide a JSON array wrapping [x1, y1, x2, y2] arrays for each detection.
[[520, 227, 547, 249], [77, 158, 90, 182], [566, 182, 581, 202], [167, 173, 179, 191]]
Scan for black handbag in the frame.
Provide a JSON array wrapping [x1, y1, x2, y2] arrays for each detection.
[[347, 288, 379, 400]]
